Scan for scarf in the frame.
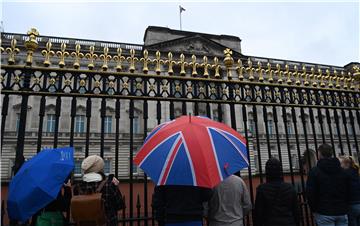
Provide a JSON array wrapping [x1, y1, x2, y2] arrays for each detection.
[[82, 172, 103, 183]]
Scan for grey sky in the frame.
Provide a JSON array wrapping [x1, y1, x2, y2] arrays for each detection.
[[2, 1, 359, 66]]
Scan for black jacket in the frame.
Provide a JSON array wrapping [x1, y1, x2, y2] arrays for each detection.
[[254, 181, 300, 226], [306, 158, 350, 216], [346, 168, 360, 204], [152, 185, 213, 224]]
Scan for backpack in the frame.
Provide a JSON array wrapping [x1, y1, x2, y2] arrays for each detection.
[[71, 180, 107, 226], [36, 211, 64, 226]]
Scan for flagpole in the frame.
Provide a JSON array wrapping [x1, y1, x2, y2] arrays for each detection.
[[179, 8, 182, 30]]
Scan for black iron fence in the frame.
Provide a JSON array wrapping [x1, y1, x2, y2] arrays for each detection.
[[1, 29, 360, 226]]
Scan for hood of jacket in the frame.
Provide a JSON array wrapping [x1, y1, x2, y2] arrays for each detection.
[[317, 157, 342, 174]]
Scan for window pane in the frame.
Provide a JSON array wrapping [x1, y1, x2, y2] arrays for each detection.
[[75, 115, 85, 133], [74, 160, 83, 175], [46, 114, 55, 132], [104, 160, 111, 175], [104, 116, 112, 133]]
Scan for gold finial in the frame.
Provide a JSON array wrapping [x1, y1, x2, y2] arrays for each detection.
[[24, 28, 39, 66], [212, 57, 221, 78], [334, 69, 341, 89], [190, 55, 198, 77], [246, 59, 254, 81], [284, 64, 292, 84], [223, 48, 234, 79], [85, 46, 98, 70], [140, 49, 150, 74], [71, 44, 84, 69], [302, 65, 309, 86], [294, 65, 301, 85], [113, 48, 125, 72], [202, 56, 211, 77], [127, 49, 138, 73], [5, 38, 20, 65], [177, 53, 188, 76], [56, 43, 69, 68], [100, 46, 112, 71], [256, 61, 264, 82], [41, 41, 55, 67], [236, 59, 245, 81], [0, 39, 4, 53], [310, 67, 317, 87], [350, 78, 355, 90], [153, 51, 164, 75], [276, 64, 283, 84], [325, 69, 333, 88], [353, 65, 360, 81], [266, 62, 274, 83], [340, 71, 348, 89], [318, 68, 325, 87], [165, 52, 175, 75]]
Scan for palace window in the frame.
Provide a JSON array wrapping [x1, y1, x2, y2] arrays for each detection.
[[133, 115, 140, 134], [74, 159, 83, 175], [75, 115, 85, 133], [267, 119, 273, 135], [104, 116, 112, 133], [104, 159, 111, 175], [46, 114, 56, 132], [16, 113, 20, 132]]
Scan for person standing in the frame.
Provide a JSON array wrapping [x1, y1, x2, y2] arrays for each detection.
[[306, 143, 350, 226], [152, 185, 213, 226], [339, 156, 360, 226], [206, 174, 252, 226], [254, 158, 300, 226]]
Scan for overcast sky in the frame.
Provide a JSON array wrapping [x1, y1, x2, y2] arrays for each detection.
[[1, 1, 359, 66]]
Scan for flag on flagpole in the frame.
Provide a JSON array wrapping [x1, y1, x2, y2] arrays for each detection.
[[179, 5, 186, 13]]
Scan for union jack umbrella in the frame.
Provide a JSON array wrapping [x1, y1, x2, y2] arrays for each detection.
[[133, 115, 249, 188]]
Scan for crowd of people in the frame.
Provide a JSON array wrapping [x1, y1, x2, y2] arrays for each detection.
[[25, 143, 359, 226]]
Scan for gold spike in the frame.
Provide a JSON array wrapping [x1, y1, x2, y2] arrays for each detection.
[[354, 65, 360, 81], [310, 67, 317, 87], [100, 46, 112, 71], [56, 43, 69, 68], [334, 69, 340, 89], [223, 48, 234, 80], [275, 64, 283, 84], [246, 59, 254, 81], [177, 53, 188, 76], [153, 51, 164, 75], [85, 45, 98, 70], [340, 71, 347, 89], [41, 41, 55, 67], [212, 57, 221, 78], [190, 55, 198, 77], [5, 38, 20, 65], [302, 65, 309, 86], [165, 52, 175, 75], [202, 56, 211, 77], [127, 49, 138, 73], [113, 48, 125, 72], [24, 28, 39, 66], [350, 78, 355, 90], [71, 44, 84, 69], [326, 69, 333, 88], [140, 49, 150, 74], [236, 59, 245, 81], [284, 64, 292, 84], [256, 61, 264, 82], [294, 65, 301, 85], [318, 68, 325, 87], [265, 62, 273, 83]]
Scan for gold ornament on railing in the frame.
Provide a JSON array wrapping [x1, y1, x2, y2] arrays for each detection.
[[302, 65, 309, 86], [265, 63, 274, 83], [236, 59, 245, 81], [212, 57, 221, 78], [165, 52, 175, 75], [310, 67, 317, 87], [223, 48, 234, 80], [178, 54, 188, 76], [127, 49, 138, 73], [140, 49, 150, 74], [113, 48, 125, 72], [5, 38, 20, 65], [24, 28, 39, 66], [334, 69, 341, 89], [100, 46, 112, 71], [256, 61, 264, 82], [284, 64, 292, 84], [0, 39, 4, 53], [190, 55, 199, 77], [41, 41, 55, 67], [318, 69, 325, 87], [353, 65, 360, 82], [56, 43, 69, 68], [350, 78, 355, 90], [153, 51, 164, 75], [71, 44, 84, 69], [85, 46, 98, 70], [246, 59, 255, 81], [325, 69, 333, 88], [341, 71, 347, 89], [275, 64, 283, 84], [294, 65, 301, 85], [202, 56, 211, 77]]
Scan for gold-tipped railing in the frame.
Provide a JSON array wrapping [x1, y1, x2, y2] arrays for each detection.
[[1, 28, 359, 91]]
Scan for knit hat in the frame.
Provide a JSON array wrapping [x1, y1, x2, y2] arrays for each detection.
[[265, 157, 283, 182], [81, 155, 104, 174]]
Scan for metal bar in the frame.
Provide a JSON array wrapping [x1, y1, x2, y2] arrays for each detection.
[[129, 99, 135, 226], [100, 98, 106, 158], [142, 100, 149, 226], [317, 108, 326, 144], [252, 104, 263, 183], [1, 94, 9, 152], [36, 96, 46, 153], [69, 75, 78, 148], [309, 108, 319, 158], [282, 106, 295, 185], [325, 109, 336, 155], [85, 97, 91, 157], [341, 109, 352, 156], [272, 106, 283, 164], [115, 99, 121, 178], [262, 106, 272, 158], [53, 73, 63, 148], [333, 109, 344, 155], [349, 111, 359, 154]]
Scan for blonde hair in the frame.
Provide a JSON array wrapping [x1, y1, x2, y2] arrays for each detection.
[[339, 155, 360, 175]]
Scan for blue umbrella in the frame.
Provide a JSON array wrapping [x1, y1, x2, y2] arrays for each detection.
[[7, 147, 74, 222]]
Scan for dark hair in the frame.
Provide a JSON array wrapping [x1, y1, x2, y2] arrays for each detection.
[[318, 143, 333, 158], [265, 157, 283, 182]]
